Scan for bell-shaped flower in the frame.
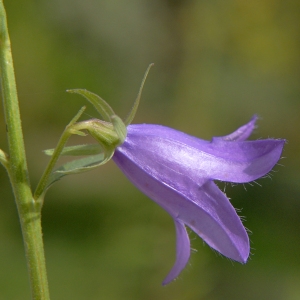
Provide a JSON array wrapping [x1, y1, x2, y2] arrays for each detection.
[[112, 116, 285, 284]]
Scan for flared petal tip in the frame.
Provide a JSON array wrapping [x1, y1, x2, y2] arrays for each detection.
[[240, 256, 248, 264], [208, 235, 250, 266], [225, 232, 250, 264], [216, 115, 258, 142], [252, 138, 286, 178], [162, 220, 191, 285], [229, 237, 250, 264], [162, 277, 173, 286], [237, 251, 249, 264]]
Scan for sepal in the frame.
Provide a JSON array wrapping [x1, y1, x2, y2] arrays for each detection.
[[46, 153, 107, 190], [124, 63, 153, 125], [67, 89, 115, 122], [44, 144, 102, 156]]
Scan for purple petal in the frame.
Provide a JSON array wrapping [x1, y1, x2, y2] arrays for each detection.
[[162, 220, 190, 285], [207, 138, 285, 182], [119, 124, 284, 184], [112, 121, 284, 283], [113, 146, 250, 262], [192, 180, 249, 262], [215, 115, 257, 141]]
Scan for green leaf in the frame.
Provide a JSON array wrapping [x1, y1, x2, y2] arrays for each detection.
[[44, 144, 103, 156], [67, 89, 115, 122]]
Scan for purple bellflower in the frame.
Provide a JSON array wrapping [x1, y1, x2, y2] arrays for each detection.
[[113, 116, 284, 284], [55, 66, 284, 285]]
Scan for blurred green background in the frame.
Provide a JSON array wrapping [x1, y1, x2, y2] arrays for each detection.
[[0, 0, 299, 299]]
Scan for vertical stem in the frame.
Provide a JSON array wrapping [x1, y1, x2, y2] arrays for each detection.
[[0, 2, 50, 299]]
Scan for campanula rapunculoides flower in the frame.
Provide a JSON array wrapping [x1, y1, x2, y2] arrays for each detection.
[[57, 66, 285, 285], [112, 116, 284, 284]]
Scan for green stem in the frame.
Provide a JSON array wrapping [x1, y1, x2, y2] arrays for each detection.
[[0, 2, 50, 299], [34, 106, 86, 203]]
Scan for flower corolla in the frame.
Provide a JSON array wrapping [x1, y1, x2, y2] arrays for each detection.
[[113, 116, 284, 284]]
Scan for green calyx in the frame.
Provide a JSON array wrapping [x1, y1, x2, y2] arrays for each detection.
[[40, 64, 153, 195], [67, 90, 127, 148], [67, 63, 153, 148]]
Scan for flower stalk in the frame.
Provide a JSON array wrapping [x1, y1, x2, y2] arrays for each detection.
[[0, 1, 50, 299], [34, 106, 86, 204]]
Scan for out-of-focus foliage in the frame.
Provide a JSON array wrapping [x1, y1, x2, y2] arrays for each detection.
[[0, 0, 299, 299]]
